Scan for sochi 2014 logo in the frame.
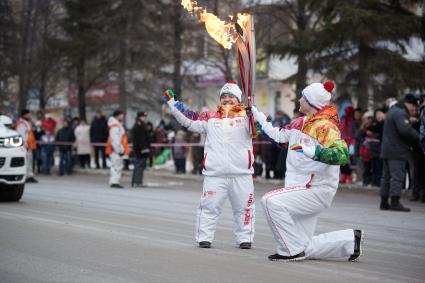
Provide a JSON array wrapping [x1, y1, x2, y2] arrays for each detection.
[[244, 193, 254, 225]]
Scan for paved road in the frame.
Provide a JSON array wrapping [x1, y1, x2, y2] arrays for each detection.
[[1, 173, 424, 283]]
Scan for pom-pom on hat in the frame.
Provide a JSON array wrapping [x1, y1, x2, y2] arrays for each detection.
[[302, 80, 334, 110], [220, 81, 242, 102]]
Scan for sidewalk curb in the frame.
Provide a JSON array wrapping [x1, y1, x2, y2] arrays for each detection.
[[73, 167, 384, 195]]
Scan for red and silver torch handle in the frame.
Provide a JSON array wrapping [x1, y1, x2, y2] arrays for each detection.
[[236, 15, 256, 137]]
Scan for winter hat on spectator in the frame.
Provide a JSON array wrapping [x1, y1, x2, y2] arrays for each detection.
[[220, 81, 242, 102], [402, 93, 419, 106], [112, 110, 123, 117], [21, 109, 30, 116], [136, 111, 148, 119], [302, 80, 334, 110]]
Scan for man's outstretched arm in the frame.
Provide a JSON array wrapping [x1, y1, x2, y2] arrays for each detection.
[[164, 89, 207, 134]]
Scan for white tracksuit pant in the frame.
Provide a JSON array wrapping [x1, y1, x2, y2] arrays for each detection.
[[109, 152, 123, 185], [196, 175, 255, 245], [261, 185, 354, 259]]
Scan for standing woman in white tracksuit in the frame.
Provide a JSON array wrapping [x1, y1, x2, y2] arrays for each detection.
[[106, 110, 129, 189], [163, 81, 255, 249], [251, 81, 364, 262]]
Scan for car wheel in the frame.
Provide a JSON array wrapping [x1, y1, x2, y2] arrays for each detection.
[[0, 184, 25, 202]]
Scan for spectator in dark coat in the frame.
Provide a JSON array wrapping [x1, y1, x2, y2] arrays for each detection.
[[419, 95, 425, 203], [258, 114, 279, 179], [421, 95, 425, 155], [380, 94, 420, 212], [273, 111, 291, 179], [365, 109, 385, 187], [359, 116, 374, 186], [154, 121, 168, 157], [410, 94, 425, 202], [190, 132, 204, 175], [90, 110, 108, 169], [33, 120, 45, 174], [173, 131, 187, 174], [146, 122, 156, 167], [420, 95, 425, 155], [259, 132, 277, 179], [55, 120, 76, 175], [131, 111, 151, 187]]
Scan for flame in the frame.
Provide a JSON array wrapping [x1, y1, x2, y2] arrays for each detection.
[[181, 0, 196, 12], [236, 13, 250, 31], [181, 1, 249, 49]]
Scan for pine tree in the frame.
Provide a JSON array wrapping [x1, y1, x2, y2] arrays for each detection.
[[316, 0, 424, 109], [54, 0, 111, 120], [257, 1, 325, 96], [0, 0, 18, 111]]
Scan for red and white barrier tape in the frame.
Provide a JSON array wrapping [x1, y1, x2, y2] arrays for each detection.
[[35, 141, 273, 147]]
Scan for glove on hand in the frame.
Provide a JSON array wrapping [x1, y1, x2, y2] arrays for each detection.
[[289, 143, 317, 159], [244, 105, 252, 117], [251, 106, 267, 124], [163, 89, 176, 107], [245, 104, 258, 117]]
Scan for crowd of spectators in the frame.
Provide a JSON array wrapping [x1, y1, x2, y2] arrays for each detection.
[[2, 92, 424, 208], [163, 93, 425, 208]]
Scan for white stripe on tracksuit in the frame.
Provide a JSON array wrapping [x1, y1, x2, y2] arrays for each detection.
[[254, 108, 355, 259]]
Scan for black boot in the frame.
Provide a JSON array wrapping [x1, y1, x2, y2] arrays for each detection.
[[198, 241, 211, 248], [26, 177, 38, 183], [239, 242, 252, 249], [348, 229, 364, 262], [268, 251, 306, 262], [379, 196, 389, 210], [110, 184, 124, 189], [389, 196, 410, 212]]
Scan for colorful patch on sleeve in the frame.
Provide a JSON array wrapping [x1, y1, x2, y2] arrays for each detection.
[[289, 144, 303, 151], [302, 105, 341, 147], [301, 106, 349, 165], [175, 101, 211, 121], [314, 139, 349, 165]]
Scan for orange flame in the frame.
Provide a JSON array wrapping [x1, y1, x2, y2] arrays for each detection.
[[181, 0, 249, 49]]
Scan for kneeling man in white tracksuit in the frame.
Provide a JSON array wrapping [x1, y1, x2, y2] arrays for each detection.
[[163, 82, 255, 249], [252, 80, 363, 262]]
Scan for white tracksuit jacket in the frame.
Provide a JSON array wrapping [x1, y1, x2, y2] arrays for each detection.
[[169, 102, 255, 244], [253, 105, 355, 259]]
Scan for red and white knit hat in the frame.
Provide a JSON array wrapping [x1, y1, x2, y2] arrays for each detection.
[[220, 81, 242, 102], [302, 80, 335, 110]]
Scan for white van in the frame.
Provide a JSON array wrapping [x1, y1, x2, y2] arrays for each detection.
[[0, 115, 26, 201]]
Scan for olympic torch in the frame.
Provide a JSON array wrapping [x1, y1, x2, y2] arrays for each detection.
[[235, 16, 256, 137], [180, 1, 256, 135]]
